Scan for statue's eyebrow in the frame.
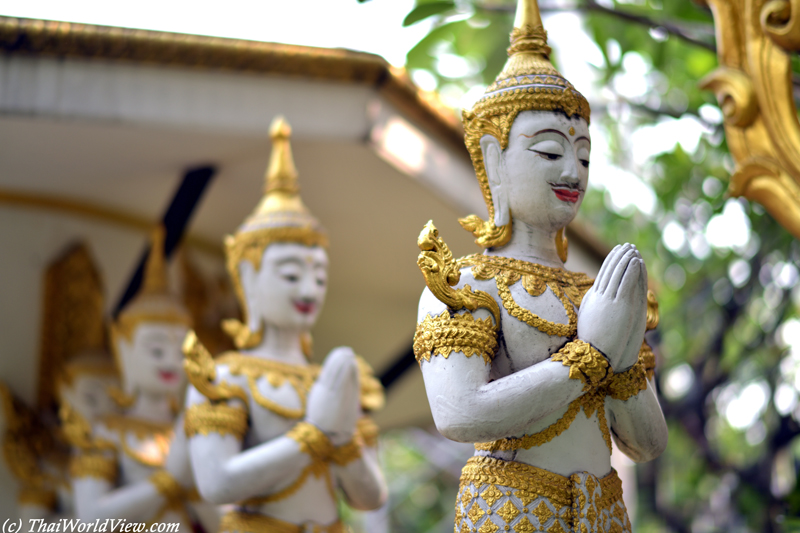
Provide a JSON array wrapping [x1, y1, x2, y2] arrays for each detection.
[[575, 136, 591, 145], [519, 129, 568, 139]]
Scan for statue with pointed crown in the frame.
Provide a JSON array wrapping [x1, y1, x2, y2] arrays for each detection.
[[414, 1, 668, 531], [68, 227, 219, 531], [184, 116, 387, 533]]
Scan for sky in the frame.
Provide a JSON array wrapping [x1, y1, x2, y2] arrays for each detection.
[[0, 0, 429, 66]]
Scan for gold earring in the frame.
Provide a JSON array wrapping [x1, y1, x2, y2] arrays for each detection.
[[556, 228, 568, 263]]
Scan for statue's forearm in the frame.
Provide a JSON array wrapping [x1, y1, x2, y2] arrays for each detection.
[[73, 478, 166, 522], [189, 433, 310, 505], [332, 447, 387, 511], [422, 354, 585, 443], [608, 380, 668, 462]]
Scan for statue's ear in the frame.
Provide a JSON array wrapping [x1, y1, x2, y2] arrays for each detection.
[[238, 260, 261, 332], [480, 134, 509, 227]]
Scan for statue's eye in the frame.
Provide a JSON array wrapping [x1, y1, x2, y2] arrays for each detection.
[[283, 274, 299, 283], [580, 159, 589, 168], [533, 150, 562, 161]]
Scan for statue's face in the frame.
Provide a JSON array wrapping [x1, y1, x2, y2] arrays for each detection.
[[241, 243, 328, 332], [60, 373, 119, 421], [118, 322, 188, 397], [492, 110, 590, 232]]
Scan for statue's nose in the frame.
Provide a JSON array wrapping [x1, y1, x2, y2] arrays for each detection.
[[560, 154, 581, 184]]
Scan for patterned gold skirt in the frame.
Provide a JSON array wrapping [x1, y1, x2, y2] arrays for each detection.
[[220, 510, 346, 533], [455, 456, 631, 533]]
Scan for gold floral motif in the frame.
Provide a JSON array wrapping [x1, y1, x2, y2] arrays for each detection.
[[478, 520, 500, 533], [497, 500, 520, 523], [551, 341, 610, 391], [417, 222, 502, 325], [414, 311, 499, 365], [220, 510, 344, 533], [69, 452, 117, 482], [482, 484, 504, 507], [455, 457, 630, 533], [184, 402, 248, 440]]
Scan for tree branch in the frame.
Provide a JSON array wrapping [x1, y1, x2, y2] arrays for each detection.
[[476, 1, 717, 52]]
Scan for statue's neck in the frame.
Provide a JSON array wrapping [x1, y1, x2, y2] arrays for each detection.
[[127, 391, 173, 423], [488, 218, 564, 268], [243, 323, 307, 365]]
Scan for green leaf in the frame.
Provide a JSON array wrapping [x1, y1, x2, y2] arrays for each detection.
[[403, 1, 456, 27]]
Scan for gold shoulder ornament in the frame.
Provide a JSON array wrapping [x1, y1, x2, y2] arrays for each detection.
[[417, 221, 501, 324], [182, 331, 248, 404], [415, 222, 501, 365]]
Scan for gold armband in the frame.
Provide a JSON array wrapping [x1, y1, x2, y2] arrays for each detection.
[[184, 402, 248, 439], [18, 487, 57, 509], [413, 311, 498, 365], [551, 340, 610, 391], [287, 422, 334, 463], [69, 452, 117, 482]]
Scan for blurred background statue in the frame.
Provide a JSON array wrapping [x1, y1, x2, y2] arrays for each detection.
[[66, 228, 218, 531], [413, 1, 668, 531], [184, 116, 387, 533]]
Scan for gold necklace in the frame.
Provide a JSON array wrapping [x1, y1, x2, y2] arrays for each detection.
[[459, 254, 593, 337], [217, 353, 320, 420]]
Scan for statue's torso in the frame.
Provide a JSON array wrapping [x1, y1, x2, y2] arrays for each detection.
[[441, 256, 613, 477], [213, 355, 339, 524]]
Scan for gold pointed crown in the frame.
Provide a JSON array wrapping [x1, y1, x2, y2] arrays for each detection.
[[113, 226, 192, 342], [460, 0, 591, 248], [223, 116, 328, 349]]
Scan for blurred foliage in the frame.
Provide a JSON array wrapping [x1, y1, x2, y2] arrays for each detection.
[[365, 0, 800, 532]]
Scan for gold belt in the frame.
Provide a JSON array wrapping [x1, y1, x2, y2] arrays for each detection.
[[457, 456, 629, 533], [220, 510, 345, 533]]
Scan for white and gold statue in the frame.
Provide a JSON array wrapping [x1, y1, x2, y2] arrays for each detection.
[[67, 228, 218, 530], [184, 117, 387, 532], [414, 1, 668, 531]]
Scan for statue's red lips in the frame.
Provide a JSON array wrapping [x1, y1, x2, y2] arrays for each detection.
[[551, 185, 581, 203], [294, 301, 315, 314], [159, 370, 178, 382]]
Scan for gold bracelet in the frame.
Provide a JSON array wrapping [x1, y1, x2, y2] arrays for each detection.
[[286, 422, 334, 463], [551, 340, 610, 391], [414, 311, 498, 365], [150, 470, 184, 504], [331, 439, 362, 466], [69, 452, 117, 482], [184, 402, 248, 439]]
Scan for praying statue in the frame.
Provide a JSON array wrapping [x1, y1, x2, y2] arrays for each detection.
[[66, 228, 218, 531], [413, 1, 668, 532], [183, 117, 387, 533]]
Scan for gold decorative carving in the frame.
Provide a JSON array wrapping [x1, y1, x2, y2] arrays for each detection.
[[417, 221, 501, 325], [59, 402, 114, 451], [287, 422, 334, 465], [99, 415, 172, 468], [414, 311, 499, 365], [699, 0, 800, 239], [184, 402, 248, 440], [39, 242, 107, 413]]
